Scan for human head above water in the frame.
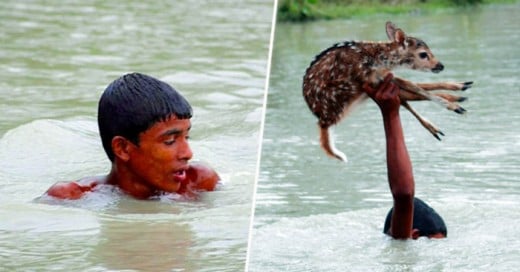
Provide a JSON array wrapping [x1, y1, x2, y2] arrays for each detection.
[[383, 197, 447, 238], [98, 72, 193, 162]]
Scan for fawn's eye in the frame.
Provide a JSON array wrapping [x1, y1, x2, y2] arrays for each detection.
[[419, 52, 429, 59]]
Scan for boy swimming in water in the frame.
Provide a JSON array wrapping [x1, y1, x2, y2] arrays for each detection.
[[44, 73, 219, 200]]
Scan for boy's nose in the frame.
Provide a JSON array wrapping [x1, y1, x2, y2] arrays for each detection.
[[179, 141, 193, 161]]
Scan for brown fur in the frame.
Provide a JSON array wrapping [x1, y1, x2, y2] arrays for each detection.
[[302, 21, 473, 162]]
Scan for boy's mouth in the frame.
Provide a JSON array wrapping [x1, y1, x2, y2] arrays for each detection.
[[173, 169, 187, 182]]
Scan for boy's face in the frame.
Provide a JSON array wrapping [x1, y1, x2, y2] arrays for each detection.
[[126, 115, 192, 193]]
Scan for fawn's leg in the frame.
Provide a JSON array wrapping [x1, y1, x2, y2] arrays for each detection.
[[399, 88, 467, 103], [401, 101, 445, 140], [416, 81, 473, 91], [417, 81, 472, 103], [433, 93, 467, 103], [393, 77, 466, 114]]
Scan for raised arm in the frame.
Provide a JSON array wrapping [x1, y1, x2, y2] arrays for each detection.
[[364, 74, 415, 239]]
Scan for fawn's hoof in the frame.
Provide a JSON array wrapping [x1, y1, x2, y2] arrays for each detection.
[[432, 130, 445, 141], [454, 107, 467, 114], [461, 81, 473, 91]]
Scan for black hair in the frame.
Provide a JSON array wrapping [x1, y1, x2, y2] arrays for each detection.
[[98, 72, 192, 161], [383, 197, 447, 237]]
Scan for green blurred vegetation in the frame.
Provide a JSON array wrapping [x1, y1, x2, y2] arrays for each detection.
[[278, 0, 518, 21]]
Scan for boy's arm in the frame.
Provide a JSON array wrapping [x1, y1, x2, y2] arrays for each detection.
[[364, 74, 415, 239]]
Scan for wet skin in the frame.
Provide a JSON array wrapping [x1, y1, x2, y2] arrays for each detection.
[[364, 74, 445, 239], [45, 115, 219, 200]]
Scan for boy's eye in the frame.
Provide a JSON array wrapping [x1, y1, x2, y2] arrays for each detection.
[[164, 137, 176, 145], [164, 135, 189, 145]]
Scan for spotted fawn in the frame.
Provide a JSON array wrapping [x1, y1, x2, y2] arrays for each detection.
[[303, 21, 473, 162]]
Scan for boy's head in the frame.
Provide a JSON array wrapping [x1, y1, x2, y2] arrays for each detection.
[[383, 197, 447, 238], [98, 72, 192, 161]]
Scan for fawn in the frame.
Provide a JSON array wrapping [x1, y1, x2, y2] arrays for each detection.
[[302, 21, 473, 162]]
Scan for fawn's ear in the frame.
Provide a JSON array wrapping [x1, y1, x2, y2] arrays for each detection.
[[385, 21, 397, 41], [395, 29, 406, 47], [386, 21, 406, 46]]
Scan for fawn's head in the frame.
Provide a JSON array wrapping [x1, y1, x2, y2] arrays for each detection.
[[385, 21, 444, 73]]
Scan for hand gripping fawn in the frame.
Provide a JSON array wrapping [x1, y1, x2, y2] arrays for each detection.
[[302, 21, 473, 162]]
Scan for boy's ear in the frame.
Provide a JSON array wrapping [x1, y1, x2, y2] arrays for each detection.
[[111, 136, 132, 161], [412, 229, 420, 240]]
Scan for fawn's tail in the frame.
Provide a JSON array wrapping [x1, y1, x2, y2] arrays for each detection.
[[319, 126, 347, 162]]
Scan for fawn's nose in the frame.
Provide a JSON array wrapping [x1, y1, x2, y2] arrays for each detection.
[[432, 62, 444, 73]]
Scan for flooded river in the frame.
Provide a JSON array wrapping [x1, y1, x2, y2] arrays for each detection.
[[249, 3, 520, 271], [0, 0, 273, 271]]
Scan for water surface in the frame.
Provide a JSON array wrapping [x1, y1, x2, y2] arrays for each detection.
[[0, 1, 274, 271]]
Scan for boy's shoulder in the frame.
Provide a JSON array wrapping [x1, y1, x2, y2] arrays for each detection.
[[45, 176, 106, 200]]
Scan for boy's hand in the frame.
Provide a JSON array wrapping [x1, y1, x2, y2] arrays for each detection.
[[363, 73, 401, 113]]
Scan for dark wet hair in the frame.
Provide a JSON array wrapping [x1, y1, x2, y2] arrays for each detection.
[[383, 197, 447, 237], [98, 72, 192, 161]]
